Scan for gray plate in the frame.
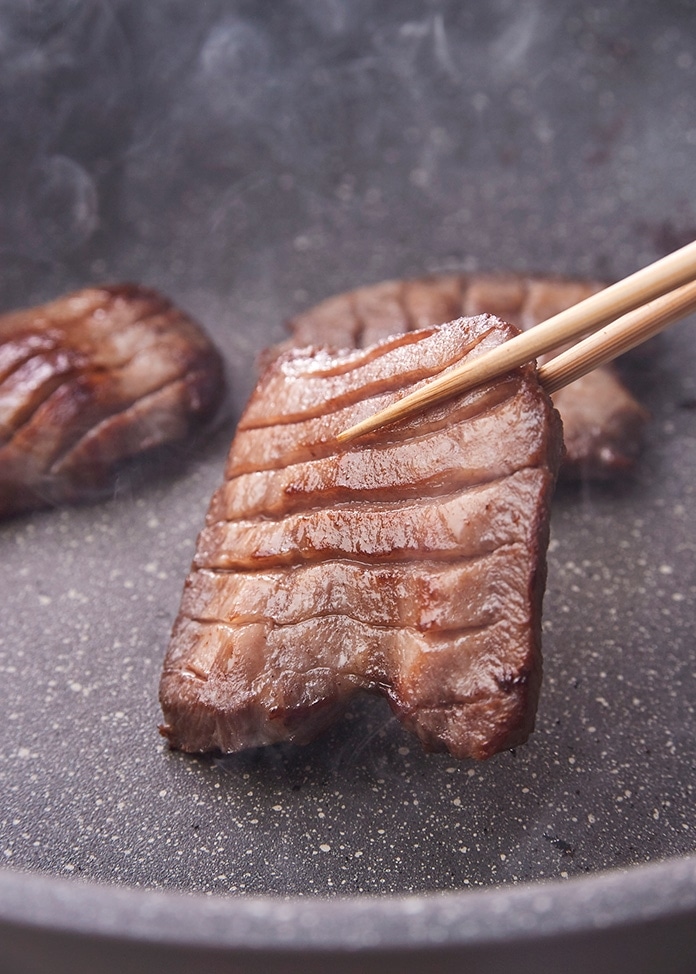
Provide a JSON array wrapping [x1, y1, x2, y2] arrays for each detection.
[[1, 1, 696, 971]]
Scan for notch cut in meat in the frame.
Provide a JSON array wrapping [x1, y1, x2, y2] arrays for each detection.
[[0, 284, 225, 519], [160, 314, 563, 761], [269, 272, 649, 480]]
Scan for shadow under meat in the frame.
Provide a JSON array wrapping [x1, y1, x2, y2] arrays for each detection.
[[212, 695, 416, 789]]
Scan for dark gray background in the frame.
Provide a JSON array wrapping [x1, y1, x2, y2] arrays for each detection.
[[1, 0, 695, 900]]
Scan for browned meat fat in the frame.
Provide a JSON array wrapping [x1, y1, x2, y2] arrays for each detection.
[[0, 284, 225, 518], [271, 273, 648, 480], [159, 315, 563, 761]]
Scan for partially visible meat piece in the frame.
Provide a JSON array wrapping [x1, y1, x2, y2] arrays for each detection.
[[160, 315, 563, 761], [550, 371, 649, 479], [275, 272, 649, 480], [0, 284, 225, 518]]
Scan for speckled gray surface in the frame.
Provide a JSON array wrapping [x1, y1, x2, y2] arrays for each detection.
[[2, 348, 695, 898], [1, 0, 696, 965]]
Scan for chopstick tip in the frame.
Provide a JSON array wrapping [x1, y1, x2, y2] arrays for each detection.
[[335, 421, 368, 445]]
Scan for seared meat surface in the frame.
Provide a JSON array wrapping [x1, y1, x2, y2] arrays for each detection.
[[0, 284, 225, 518], [272, 273, 648, 480], [160, 315, 563, 760]]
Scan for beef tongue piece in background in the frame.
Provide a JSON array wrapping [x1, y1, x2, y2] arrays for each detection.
[[273, 272, 649, 481]]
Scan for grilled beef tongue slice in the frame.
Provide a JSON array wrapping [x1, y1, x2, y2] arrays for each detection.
[[268, 272, 648, 481], [0, 284, 225, 519], [160, 314, 563, 761]]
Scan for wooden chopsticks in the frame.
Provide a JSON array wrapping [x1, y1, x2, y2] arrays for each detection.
[[337, 240, 696, 444], [538, 277, 696, 395]]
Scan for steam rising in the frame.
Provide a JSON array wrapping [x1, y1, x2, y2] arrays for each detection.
[[0, 0, 132, 260], [0, 0, 694, 303]]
